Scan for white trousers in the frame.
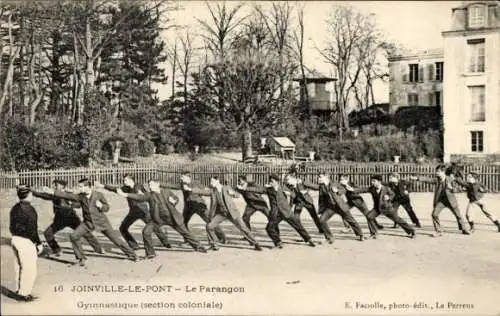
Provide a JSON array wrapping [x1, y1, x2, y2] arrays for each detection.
[[11, 236, 38, 296]]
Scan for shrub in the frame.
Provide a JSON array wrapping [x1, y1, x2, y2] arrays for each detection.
[[3, 115, 88, 170]]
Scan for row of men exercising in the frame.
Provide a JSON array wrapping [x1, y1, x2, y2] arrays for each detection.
[[32, 168, 498, 265]]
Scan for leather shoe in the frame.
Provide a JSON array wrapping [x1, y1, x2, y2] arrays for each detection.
[[197, 247, 207, 253], [17, 294, 38, 302], [209, 245, 219, 251]]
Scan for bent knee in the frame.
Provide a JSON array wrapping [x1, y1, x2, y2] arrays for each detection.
[[206, 223, 218, 230]]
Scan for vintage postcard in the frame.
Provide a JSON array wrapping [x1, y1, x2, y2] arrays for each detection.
[[1, 0, 499, 315]]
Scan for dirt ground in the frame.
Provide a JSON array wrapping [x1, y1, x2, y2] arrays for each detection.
[[1, 189, 499, 315]]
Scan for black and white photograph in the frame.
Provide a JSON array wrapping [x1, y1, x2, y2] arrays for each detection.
[[0, 0, 499, 315]]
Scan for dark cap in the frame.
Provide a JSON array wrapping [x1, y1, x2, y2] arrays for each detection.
[[370, 175, 383, 181], [16, 184, 31, 199], [269, 173, 280, 182]]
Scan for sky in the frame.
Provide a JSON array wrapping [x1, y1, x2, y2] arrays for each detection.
[[156, 1, 463, 102]]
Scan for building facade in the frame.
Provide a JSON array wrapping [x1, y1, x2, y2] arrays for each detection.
[[442, 1, 500, 162], [388, 49, 444, 113], [293, 68, 337, 119]]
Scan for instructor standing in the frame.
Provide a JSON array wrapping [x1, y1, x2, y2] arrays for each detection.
[[10, 184, 42, 302]]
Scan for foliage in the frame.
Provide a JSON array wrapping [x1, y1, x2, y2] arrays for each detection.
[[291, 121, 441, 162], [2, 115, 88, 170], [0, 1, 175, 170]]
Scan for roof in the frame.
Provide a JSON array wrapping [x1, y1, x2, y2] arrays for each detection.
[[453, 1, 498, 10], [293, 67, 337, 82], [388, 48, 444, 62], [270, 137, 296, 148]]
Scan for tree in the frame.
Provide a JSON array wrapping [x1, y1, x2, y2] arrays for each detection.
[[0, 7, 20, 119], [256, 3, 295, 105], [175, 30, 195, 101], [197, 2, 246, 111], [197, 2, 245, 60], [0, 0, 176, 169], [319, 5, 382, 140], [292, 5, 309, 116], [194, 28, 297, 160]]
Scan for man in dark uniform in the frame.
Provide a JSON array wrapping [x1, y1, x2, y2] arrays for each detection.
[[47, 178, 137, 266], [412, 165, 470, 237], [186, 176, 263, 251], [285, 174, 323, 234], [387, 172, 421, 228], [235, 175, 270, 231], [303, 173, 366, 243], [10, 185, 42, 302], [338, 174, 384, 234], [31, 179, 102, 256], [454, 172, 500, 233], [162, 171, 226, 243], [241, 174, 316, 248], [95, 175, 171, 258], [346, 175, 416, 239], [118, 179, 207, 254]]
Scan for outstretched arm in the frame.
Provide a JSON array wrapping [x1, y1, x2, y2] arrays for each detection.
[[102, 184, 120, 193], [183, 184, 212, 196], [31, 190, 57, 201], [409, 175, 435, 184], [117, 189, 150, 202], [343, 183, 369, 194], [52, 190, 81, 202], [242, 184, 267, 194], [302, 181, 320, 191], [160, 182, 182, 190]]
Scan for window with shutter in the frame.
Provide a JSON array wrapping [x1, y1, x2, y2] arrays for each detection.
[[469, 85, 485, 121], [428, 64, 435, 82], [409, 64, 419, 83], [418, 65, 424, 82], [468, 5, 486, 28], [428, 92, 434, 106], [470, 131, 484, 152], [468, 39, 485, 73], [401, 65, 408, 83], [435, 62, 444, 81], [435, 91, 441, 107], [408, 93, 419, 106]]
